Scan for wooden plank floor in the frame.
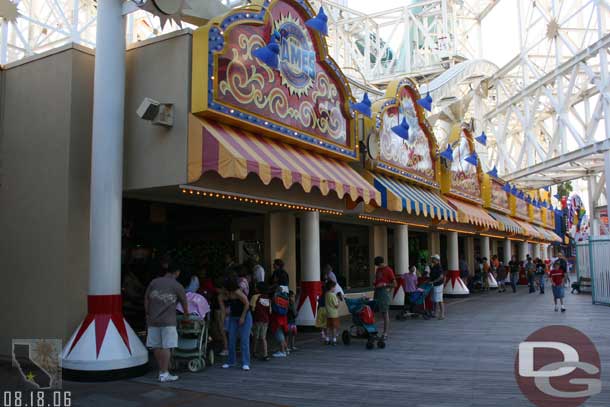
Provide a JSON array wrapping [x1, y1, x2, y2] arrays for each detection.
[[134, 279, 610, 407]]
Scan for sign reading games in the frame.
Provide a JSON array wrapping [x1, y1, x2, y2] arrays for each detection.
[[192, 0, 356, 159]]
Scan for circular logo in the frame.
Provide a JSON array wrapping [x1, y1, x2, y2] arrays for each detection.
[[515, 325, 601, 407], [275, 14, 316, 96]]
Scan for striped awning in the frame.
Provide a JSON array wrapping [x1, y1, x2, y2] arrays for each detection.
[[447, 198, 499, 229], [514, 219, 544, 239], [534, 225, 563, 242], [488, 212, 523, 234], [372, 173, 457, 221], [190, 116, 380, 205]]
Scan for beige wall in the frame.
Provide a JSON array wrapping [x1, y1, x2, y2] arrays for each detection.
[[369, 225, 388, 284], [123, 31, 192, 191], [0, 46, 94, 357], [265, 212, 297, 292]]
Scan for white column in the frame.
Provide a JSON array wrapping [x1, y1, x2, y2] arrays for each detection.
[[504, 238, 512, 263], [465, 236, 475, 275], [491, 239, 498, 256], [62, 0, 148, 374], [519, 241, 528, 261], [605, 151, 610, 230], [534, 243, 541, 259], [296, 211, 321, 326], [391, 225, 409, 306], [481, 236, 491, 260], [444, 231, 469, 296]]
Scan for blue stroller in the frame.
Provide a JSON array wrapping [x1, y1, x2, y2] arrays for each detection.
[[341, 297, 385, 349], [396, 282, 434, 320]]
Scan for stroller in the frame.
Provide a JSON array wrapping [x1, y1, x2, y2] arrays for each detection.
[[173, 313, 214, 372], [341, 297, 385, 349], [396, 282, 434, 320]]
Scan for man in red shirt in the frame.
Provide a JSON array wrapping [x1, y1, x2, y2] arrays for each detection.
[[373, 256, 397, 339], [550, 260, 566, 312]]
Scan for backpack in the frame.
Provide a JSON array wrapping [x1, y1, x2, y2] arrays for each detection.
[[272, 289, 289, 316], [359, 305, 374, 325]]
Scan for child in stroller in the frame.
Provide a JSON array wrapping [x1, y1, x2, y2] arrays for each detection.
[[174, 292, 214, 372]]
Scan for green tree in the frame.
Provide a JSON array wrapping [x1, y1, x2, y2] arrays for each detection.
[[557, 181, 573, 198]]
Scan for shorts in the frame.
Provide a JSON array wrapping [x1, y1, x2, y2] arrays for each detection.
[[146, 326, 178, 349], [326, 317, 339, 330], [552, 285, 565, 299], [432, 284, 444, 303], [374, 287, 391, 312], [287, 323, 297, 334], [253, 322, 268, 339], [315, 307, 327, 329], [275, 328, 286, 343]]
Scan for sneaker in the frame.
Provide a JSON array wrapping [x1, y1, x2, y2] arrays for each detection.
[[219, 350, 229, 356], [242, 365, 250, 371], [159, 373, 178, 382], [561, 307, 566, 313], [221, 363, 231, 369], [272, 351, 287, 358], [325, 340, 331, 345]]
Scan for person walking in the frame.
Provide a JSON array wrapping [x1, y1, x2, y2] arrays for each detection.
[[508, 255, 520, 293], [221, 274, 253, 371], [429, 255, 445, 320], [535, 258, 546, 294], [550, 260, 567, 312], [145, 263, 189, 382], [373, 256, 396, 339], [525, 257, 536, 293]]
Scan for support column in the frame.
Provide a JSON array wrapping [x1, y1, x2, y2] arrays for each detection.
[[481, 236, 497, 288], [534, 243, 541, 259], [428, 231, 440, 256], [62, 0, 147, 376], [444, 231, 469, 296], [606, 151, 610, 232], [491, 239, 498, 257], [370, 225, 388, 285], [296, 211, 321, 327], [503, 237, 512, 263], [518, 241, 529, 284], [391, 225, 409, 306], [266, 212, 297, 292]]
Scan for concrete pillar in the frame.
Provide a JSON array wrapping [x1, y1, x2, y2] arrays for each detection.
[[266, 212, 297, 292], [62, 0, 148, 375], [503, 238, 512, 263], [534, 243, 541, 259], [444, 231, 469, 296], [370, 225, 388, 285], [296, 211, 322, 326], [519, 241, 528, 261], [391, 225, 409, 306]]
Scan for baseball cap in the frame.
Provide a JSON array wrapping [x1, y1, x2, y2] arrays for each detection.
[[431, 254, 440, 261]]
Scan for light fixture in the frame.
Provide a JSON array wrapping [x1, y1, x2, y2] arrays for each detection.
[[305, 6, 328, 36], [391, 117, 410, 140], [475, 132, 487, 146], [136, 97, 174, 127], [253, 32, 280, 69], [350, 93, 372, 118], [417, 92, 433, 112]]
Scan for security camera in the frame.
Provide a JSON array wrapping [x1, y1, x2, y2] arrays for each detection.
[[136, 97, 160, 120], [136, 97, 173, 127]]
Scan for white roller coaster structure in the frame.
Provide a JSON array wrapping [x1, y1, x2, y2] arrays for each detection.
[[1, 0, 609, 217]]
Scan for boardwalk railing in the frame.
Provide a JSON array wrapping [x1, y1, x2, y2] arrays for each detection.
[[578, 237, 610, 305]]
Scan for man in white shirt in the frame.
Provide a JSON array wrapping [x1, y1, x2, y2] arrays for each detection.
[[250, 257, 265, 283]]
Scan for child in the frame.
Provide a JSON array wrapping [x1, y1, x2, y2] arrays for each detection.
[[325, 280, 340, 345], [287, 291, 298, 352], [250, 282, 271, 361], [315, 284, 328, 343], [550, 260, 566, 312], [270, 286, 290, 357]]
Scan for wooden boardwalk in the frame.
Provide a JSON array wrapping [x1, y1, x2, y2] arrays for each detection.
[[131, 278, 610, 407]]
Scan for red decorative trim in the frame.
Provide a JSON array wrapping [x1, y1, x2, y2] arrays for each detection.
[[445, 270, 461, 289], [297, 281, 322, 317], [67, 295, 131, 358]]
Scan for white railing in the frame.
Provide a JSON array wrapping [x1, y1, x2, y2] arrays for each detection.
[[589, 238, 610, 306]]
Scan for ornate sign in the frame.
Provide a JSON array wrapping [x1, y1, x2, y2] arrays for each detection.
[[449, 129, 482, 202], [490, 179, 509, 213], [368, 78, 438, 188], [515, 197, 529, 219], [192, 0, 356, 159]]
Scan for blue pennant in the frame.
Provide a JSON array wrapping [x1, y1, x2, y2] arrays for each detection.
[[305, 7, 328, 36], [417, 92, 433, 112], [475, 132, 487, 146], [487, 166, 498, 178], [464, 152, 478, 166]]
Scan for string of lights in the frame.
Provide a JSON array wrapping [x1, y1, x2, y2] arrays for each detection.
[[357, 215, 429, 228], [179, 187, 343, 216]]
